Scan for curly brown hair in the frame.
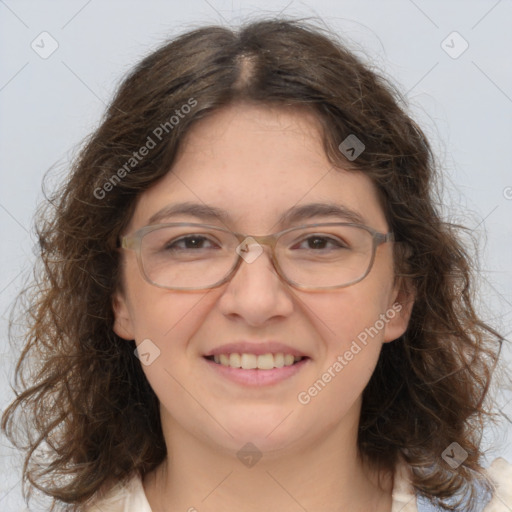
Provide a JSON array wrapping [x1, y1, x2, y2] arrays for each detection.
[[1, 17, 505, 511]]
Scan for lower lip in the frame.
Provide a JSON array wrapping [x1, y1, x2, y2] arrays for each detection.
[[203, 357, 309, 386]]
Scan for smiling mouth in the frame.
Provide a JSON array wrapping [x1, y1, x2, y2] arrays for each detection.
[[204, 353, 308, 370]]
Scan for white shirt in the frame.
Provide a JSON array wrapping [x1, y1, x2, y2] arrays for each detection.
[[85, 457, 512, 512]]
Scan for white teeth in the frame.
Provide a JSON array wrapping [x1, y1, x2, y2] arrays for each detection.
[[273, 353, 284, 368], [241, 353, 257, 369], [229, 353, 241, 368], [257, 353, 274, 370], [211, 353, 304, 370]]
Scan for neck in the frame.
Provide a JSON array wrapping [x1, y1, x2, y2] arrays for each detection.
[[143, 410, 394, 512]]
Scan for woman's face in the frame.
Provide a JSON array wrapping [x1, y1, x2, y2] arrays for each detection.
[[113, 103, 412, 456]]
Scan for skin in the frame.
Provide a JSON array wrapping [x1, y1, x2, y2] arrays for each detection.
[[113, 102, 414, 512]]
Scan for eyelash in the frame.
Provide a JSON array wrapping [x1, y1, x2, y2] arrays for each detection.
[[166, 234, 346, 251]]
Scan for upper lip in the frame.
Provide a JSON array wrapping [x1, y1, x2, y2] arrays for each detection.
[[204, 341, 309, 358]]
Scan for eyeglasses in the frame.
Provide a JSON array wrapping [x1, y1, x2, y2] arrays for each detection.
[[120, 222, 394, 291]]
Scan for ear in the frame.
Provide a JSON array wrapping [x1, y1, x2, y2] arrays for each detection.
[[383, 277, 415, 343], [112, 291, 135, 340]]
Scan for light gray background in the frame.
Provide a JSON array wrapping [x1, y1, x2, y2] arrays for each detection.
[[1, 1, 511, 510]]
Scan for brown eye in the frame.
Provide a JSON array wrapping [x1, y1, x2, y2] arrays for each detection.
[[165, 235, 216, 251], [293, 235, 347, 251]]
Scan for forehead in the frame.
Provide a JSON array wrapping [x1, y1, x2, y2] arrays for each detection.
[[129, 103, 388, 233]]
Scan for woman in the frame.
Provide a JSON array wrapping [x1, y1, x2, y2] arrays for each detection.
[[2, 18, 511, 512]]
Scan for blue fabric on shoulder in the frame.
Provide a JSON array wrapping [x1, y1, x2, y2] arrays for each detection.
[[415, 480, 492, 512], [416, 496, 442, 511]]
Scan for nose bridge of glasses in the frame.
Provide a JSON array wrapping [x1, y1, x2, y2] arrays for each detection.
[[226, 234, 286, 290], [240, 232, 278, 249], [231, 231, 281, 264]]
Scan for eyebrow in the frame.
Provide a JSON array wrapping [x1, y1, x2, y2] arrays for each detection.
[[147, 201, 367, 228]]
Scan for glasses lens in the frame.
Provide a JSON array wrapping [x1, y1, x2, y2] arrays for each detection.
[[138, 224, 375, 290], [276, 224, 374, 288], [140, 225, 237, 289]]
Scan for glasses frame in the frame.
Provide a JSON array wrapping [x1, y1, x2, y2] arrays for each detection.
[[120, 222, 394, 292]]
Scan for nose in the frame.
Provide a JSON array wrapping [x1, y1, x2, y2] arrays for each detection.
[[216, 242, 294, 326]]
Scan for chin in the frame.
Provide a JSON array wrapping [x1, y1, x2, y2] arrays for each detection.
[[213, 414, 306, 453]]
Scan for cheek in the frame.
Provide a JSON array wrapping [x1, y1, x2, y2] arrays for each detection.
[[129, 291, 216, 352], [122, 252, 215, 345], [124, 289, 230, 445], [120, 254, 221, 396], [127, 291, 218, 413], [295, 289, 391, 408], [303, 287, 392, 351], [121, 267, 220, 393], [297, 344, 380, 429]]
